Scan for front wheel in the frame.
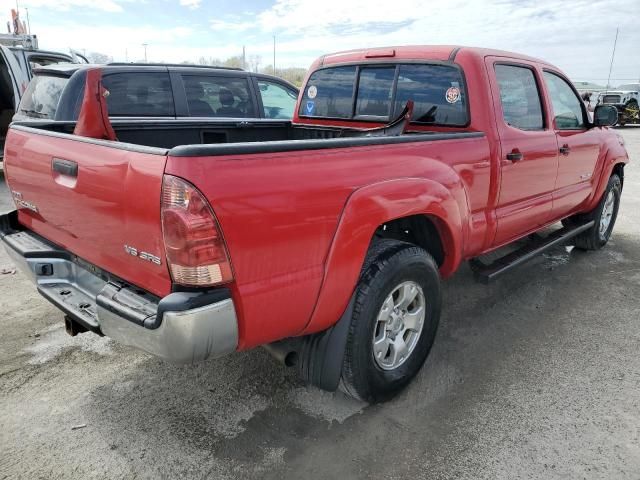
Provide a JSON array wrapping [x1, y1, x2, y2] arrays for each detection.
[[626, 100, 639, 124], [340, 240, 441, 403], [569, 174, 622, 250]]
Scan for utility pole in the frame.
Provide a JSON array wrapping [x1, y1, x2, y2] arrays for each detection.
[[606, 27, 619, 90], [142, 43, 148, 62], [242, 45, 246, 70], [273, 35, 276, 76], [25, 7, 30, 34]]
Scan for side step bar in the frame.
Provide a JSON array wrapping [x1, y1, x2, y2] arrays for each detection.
[[470, 221, 595, 284]]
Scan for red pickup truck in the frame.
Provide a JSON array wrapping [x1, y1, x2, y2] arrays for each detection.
[[0, 46, 629, 402]]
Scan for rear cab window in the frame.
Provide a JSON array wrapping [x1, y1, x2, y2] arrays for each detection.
[[300, 63, 468, 127], [18, 74, 69, 119]]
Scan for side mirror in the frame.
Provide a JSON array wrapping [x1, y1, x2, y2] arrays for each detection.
[[593, 105, 618, 127]]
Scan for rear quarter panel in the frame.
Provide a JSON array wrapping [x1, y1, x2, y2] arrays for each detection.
[[166, 135, 491, 349]]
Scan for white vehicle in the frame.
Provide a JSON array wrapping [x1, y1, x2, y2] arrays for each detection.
[[0, 34, 87, 168], [597, 83, 640, 126]]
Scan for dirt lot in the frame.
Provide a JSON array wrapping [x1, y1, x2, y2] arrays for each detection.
[[1, 128, 639, 480]]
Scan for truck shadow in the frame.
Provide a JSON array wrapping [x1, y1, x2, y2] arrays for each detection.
[[82, 233, 639, 478]]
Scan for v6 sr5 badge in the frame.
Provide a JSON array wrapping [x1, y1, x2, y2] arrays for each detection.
[[124, 245, 162, 265]]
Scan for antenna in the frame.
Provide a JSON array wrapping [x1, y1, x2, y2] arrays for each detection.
[[606, 27, 619, 90]]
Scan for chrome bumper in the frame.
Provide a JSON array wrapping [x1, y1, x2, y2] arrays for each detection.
[[0, 212, 238, 364]]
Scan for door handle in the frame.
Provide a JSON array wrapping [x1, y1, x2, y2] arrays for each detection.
[[52, 158, 78, 177], [506, 149, 523, 162], [559, 144, 571, 156]]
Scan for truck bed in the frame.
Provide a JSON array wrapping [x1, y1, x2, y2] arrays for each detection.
[[11, 118, 481, 151], [3, 121, 487, 347]]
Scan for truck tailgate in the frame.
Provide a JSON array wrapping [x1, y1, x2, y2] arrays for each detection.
[[3, 126, 172, 297]]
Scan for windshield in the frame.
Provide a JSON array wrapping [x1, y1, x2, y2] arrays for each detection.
[[18, 74, 69, 119]]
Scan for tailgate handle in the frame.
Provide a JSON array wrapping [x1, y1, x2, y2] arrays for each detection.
[[52, 158, 78, 177]]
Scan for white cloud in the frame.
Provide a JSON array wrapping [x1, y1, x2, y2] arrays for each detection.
[[0, 0, 124, 13], [36, 24, 195, 62], [210, 19, 253, 32], [227, 0, 640, 82], [6, 0, 637, 84], [179, 0, 201, 10]]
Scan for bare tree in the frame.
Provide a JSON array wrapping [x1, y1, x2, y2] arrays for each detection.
[[198, 56, 222, 66], [87, 52, 112, 64], [248, 54, 261, 73], [223, 55, 243, 69]]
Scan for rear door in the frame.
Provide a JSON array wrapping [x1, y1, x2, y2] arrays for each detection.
[[541, 70, 600, 219], [486, 58, 560, 246]]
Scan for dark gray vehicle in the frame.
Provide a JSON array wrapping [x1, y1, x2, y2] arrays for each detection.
[[14, 63, 300, 127]]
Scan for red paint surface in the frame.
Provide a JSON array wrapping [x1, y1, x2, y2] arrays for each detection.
[[4, 46, 629, 350], [4, 131, 171, 297], [73, 68, 117, 141]]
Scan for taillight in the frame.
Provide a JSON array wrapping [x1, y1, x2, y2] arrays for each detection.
[[161, 175, 233, 287]]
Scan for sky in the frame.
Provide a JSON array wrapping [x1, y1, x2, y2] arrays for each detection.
[[1, 0, 639, 85]]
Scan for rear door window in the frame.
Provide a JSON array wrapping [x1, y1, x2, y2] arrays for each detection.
[[494, 65, 544, 130], [102, 72, 174, 117], [18, 74, 68, 119], [181, 75, 255, 118]]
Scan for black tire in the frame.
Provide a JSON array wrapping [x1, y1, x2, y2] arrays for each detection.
[[627, 99, 639, 124], [566, 174, 621, 250], [340, 240, 441, 403]]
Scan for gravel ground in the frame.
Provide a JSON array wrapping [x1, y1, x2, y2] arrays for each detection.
[[0, 128, 639, 480]]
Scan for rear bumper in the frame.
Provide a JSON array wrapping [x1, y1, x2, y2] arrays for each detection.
[[0, 211, 238, 364]]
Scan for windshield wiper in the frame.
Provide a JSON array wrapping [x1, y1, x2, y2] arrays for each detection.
[[19, 109, 48, 118], [415, 105, 438, 123]]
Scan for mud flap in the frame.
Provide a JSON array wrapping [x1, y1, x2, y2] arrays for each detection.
[[297, 294, 355, 392]]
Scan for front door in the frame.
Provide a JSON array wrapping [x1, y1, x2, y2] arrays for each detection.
[[487, 59, 560, 246], [0, 45, 28, 109], [541, 70, 600, 219]]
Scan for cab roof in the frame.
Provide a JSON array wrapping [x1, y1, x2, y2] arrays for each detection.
[[32, 62, 245, 77], [318, 45, 551, 67]]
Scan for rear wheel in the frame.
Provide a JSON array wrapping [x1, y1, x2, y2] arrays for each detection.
[[340, 240, 441, 403]]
